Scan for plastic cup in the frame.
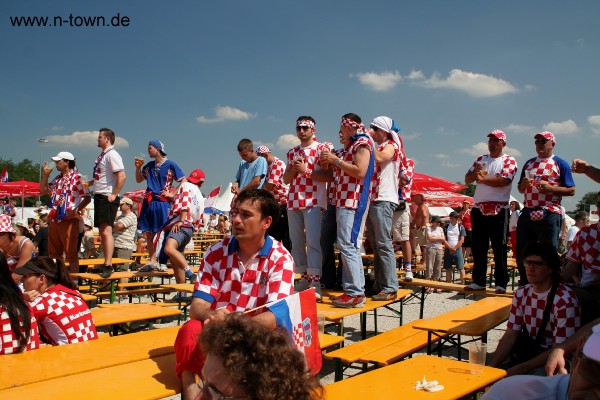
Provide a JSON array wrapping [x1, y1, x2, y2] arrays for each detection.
[[134, 153, 145, 168], [317, 316, 326, 334], [478, 162, 488, 177], [469, 342, 486, 376], [81, 175, 89, 189], [43, 163, 53, 174]]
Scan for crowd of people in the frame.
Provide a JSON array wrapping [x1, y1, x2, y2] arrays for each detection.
[[0, 120, 599, 399]]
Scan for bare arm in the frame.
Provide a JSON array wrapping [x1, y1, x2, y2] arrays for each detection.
[[239, 175, 262, 193], [282, 163, 296, 185], [189, 297, 220, 321], [135, 164, 144, 183], [535, 182, 575, 197], [262, 182, 275, 192], [373, 143, 395, 165], [40, 165, 52, 195], [478, 176, 513, 188], [546, 317, 600, 375], [489, 328, 520, 367], [110, 171, 126, 202], [572, 159, 600, 184]]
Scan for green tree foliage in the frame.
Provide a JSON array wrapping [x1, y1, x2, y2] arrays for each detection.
[[458, 182, 476, 197], [0, 157, 50, 206], [575, 191, 599, 212]]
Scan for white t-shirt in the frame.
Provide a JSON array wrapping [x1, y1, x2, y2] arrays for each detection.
[[94, 146, 125, 195], [472, 154, 513, 204], [509, 210, 521, 232], [445, 222, 462, 247], [566, 226, 579, 244], [426, 226, 444, 250]]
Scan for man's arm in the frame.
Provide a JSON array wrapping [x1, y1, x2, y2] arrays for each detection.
[[109, 171, 126, 202], [310, 168, 334, 182], [251, 309, 277, 329], [478, 177, 513, 188], [373, 143, 395, 165], [239, 175, 263, 193], [489, 329, 520, 368], [189, 297, 220, 322], [535, 181, 576, 197], [572, 159, 600, 184], [546, 317, 600, 375]]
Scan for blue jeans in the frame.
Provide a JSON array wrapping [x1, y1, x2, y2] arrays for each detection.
[[287, 207, 322, 276], [365, 201, 398, 293], [336, 207, 365, 296], [516, 208, 561, 285]]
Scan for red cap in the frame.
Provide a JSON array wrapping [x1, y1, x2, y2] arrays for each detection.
[[487, 130, 507, 141], [534, 131, 556, 144], [187, 169, 205, 184]]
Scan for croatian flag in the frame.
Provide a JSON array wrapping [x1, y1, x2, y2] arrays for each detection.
[[267, 289, 322, 375], [203, 186, 221, 210], [0, 167, 7, 183]]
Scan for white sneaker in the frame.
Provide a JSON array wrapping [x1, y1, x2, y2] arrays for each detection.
[[294, 278, 311, 293], [309, 281, 322, 301], [404, 271, 413, 282], [157, 264, 169, 272]]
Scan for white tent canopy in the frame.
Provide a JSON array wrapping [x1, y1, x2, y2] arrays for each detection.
[[210, 182, 235, 213]]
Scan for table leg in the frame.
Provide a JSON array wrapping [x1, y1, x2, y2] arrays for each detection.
[[420, 287, 426, 319], [427, 332, 432, 355], [110, 280, 116, 304], [361, 312, 367, 340]]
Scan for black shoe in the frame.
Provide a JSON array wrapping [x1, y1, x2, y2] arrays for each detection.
[[100, 265, 114, 279], [89, 266, 103, 274]]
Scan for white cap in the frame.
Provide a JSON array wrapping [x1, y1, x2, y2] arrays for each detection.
[[51, 151, 75, 161]]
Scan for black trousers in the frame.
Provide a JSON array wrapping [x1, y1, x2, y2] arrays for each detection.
[[471, 207, 509, 288]]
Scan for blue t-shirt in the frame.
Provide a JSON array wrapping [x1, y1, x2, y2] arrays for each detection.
[[142, 159, 185, 194], [235, 157, 267, 189]]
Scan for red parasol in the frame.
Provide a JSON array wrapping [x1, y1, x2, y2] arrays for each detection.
[[410, 173, 472, 207], [0, 179, 42, 218], [122, 188, 147, 203]]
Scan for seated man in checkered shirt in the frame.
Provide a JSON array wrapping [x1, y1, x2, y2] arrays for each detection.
[[174, 189, 295, 400], [489, 241, 581, 375], [562, 191, 600, 326]]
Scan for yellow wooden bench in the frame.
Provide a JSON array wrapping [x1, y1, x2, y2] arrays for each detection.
[[323, 319, 445, 381], [96, 287, 175, 303]]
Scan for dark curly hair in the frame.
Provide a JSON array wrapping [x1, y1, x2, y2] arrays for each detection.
[[200, 314, 323, 400]]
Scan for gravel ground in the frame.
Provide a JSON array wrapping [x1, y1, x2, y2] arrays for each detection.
[[107, 275, 508, 400]]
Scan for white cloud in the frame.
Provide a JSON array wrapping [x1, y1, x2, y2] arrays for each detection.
[[542, 119, 578, 135], [44, 131, 129, 148], [196, 106, 256, 124], [435, 153, 460, 168], [350, 71, 402, 92], [587, 115, 600, 135], [275, 134, 300, 151], [401, 131, 421, 140], [504, 124, 535, 134], [416, 69, 518, 98], [435, 127, 459, 136], [459, 142, 521, 158], [51, 125, 64, 131]]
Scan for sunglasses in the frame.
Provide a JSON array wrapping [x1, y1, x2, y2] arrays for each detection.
[[524, 259, 547, 269], [535, 139, 549, 145], [296, 126, 310, 131], [370, 125, 379, 132]]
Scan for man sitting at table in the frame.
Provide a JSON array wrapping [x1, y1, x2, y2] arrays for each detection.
[[173, 189, 294, 400], [489, 241, 581, 376]]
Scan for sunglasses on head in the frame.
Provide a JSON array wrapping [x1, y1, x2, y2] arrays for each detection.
[[535, 139, 549, 145], [296, 126, 310, 131]]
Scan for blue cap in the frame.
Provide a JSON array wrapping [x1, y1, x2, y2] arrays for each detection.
[[149, 140, 167, 156]]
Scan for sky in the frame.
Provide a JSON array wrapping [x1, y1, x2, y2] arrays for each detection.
[[1, 0, 599, 211]]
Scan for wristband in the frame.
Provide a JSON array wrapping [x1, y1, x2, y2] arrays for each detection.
[[335, 159, 342, 167]]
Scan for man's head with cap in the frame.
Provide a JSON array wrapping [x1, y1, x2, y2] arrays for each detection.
[[187, 169, 205, 187], [120, 197, 134, 211], [487, 130, 506, 157], [449, 211, 459, 221], [256, 145, 273, 163], [51, 151, 76, 170], [148, 140, 167, 157], [534, 131, 556, 158]]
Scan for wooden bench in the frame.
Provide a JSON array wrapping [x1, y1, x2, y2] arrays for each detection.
[[0, 325, 180, 391], [324, 319, 445, 381], [400, 278, 513, 318], [96, 287, 175, 303]]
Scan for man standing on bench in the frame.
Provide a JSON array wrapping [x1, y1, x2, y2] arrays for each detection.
[[464, 130, 517, 294], [174, 189, 294, 400]]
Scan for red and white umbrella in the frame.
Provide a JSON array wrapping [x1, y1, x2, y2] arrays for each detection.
[[0, 179, 42, 218], [122, 188, 147, 203], [410, 173, 472, 207]]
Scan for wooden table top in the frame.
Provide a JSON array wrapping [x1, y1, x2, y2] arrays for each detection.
[[411, 297, 511, 336], [324, 355, 506, 399], [0, 326, 179, 390], [161, 283, 195, 293], [0, 354, 180, 400], [317, 289, 412, 321], [400, 278, 514, 298], [69, 258, 132, 267], [91, 304, 182, 327]]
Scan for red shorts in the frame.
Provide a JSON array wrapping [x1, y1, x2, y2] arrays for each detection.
[[174, 319, 206, 378]]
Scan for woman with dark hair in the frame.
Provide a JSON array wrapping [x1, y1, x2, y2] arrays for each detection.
[[199, 314, 323, 400], [13, 257, 98, 345], [0, 252, 40, 354], [0, 214, 34, 274]]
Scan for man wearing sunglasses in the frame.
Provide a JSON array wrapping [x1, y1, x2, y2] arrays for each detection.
[[516, 131, 575, 286], [283, 116, 329, 301], [489, 241, 581, 375]]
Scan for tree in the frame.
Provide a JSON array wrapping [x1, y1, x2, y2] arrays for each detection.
[[575, 191, 599, 213], [458, 182, 476, 197], [0, 157, 49, 207]]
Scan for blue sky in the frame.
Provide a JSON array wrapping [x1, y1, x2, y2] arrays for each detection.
[[1, 0, 599, 210]]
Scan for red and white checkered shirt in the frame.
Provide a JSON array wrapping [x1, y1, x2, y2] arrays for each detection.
[[193, 235, 294, 312], [31, 284, 98, 345], [286, 142, 323, 210], [0, 304, 41, 355], [522, 156, 573, 214], [565, 223, 600, 287], [400, 159, 415, 202], [507, 284, 581, 349], [49, 170, 90, 216], [167, 182, 204, 231], [334, 137, 372, 210], [266, 156, 289, 205], [370, 140, 400, 201]]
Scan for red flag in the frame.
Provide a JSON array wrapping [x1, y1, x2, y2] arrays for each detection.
[[0, 167, 8, 183], [267, 289, 322, 375], [203, 186, 221, 209]]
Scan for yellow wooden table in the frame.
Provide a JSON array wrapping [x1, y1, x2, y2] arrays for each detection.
[[0, 353, 180, 400], [324, 355, 506, 400], [0, 325, 179, 390], [412, 297, 511, 359], [318, 289, 412, 339], [91, 303, 182, 335]]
